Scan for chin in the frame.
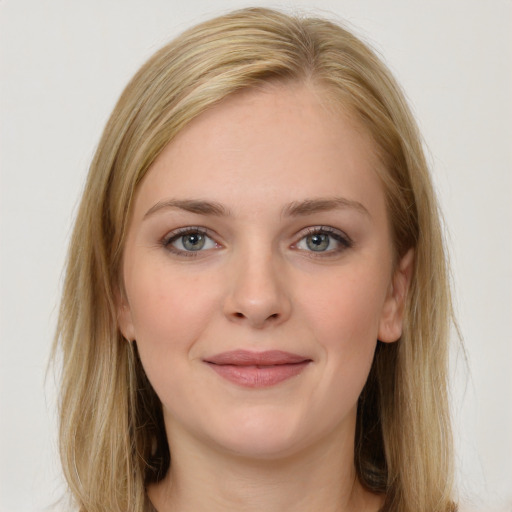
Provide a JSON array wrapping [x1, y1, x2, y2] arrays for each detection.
[[201, 408, 325, 461]]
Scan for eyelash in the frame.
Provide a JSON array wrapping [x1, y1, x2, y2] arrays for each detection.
[[293, 226, 353, 257], [161, 226, 219, 257], [161, 226, 353, 258]]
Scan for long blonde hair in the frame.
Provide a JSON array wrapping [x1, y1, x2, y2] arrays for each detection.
[[54, 7, 456, 512]]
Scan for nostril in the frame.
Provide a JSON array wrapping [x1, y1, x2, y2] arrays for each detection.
[[232, 311, 279, 321]]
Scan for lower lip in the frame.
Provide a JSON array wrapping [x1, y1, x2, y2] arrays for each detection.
[[206, 362, 310, 388]]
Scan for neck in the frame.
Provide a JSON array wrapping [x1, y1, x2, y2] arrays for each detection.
[[148, 419, 383, 512]]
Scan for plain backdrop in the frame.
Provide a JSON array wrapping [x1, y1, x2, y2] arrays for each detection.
[[1, 1, 511, 511]]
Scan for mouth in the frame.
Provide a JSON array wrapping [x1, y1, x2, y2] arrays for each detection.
[[203, 350, 312, 388]]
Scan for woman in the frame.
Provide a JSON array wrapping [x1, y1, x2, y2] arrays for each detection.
[[54, 7, 456, 512]]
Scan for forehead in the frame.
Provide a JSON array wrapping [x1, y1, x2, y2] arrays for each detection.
[[133, 83, 386, 219]]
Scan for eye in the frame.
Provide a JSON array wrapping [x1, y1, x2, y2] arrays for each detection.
[[163, 228, 219, 256], [294, 227, 352, 254]]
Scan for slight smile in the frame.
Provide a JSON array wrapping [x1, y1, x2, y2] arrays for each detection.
[[203, 350, 312, 388]]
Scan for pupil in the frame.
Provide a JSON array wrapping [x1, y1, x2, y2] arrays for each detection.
[[307, 234, 329, 251], [183, 233, 205, 251]]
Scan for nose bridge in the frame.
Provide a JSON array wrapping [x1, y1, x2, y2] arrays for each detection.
[[224, 240, 291, 328]]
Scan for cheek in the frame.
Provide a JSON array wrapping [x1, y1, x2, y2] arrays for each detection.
[[124, 261, 221, 374], [298, 265, 387, 386], [304, 267, 387, 342]]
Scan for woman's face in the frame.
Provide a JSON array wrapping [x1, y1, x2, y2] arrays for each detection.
[[119, 83, 412, 459]]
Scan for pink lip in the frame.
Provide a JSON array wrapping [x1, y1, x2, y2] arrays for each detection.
[[204, 350, 311, 388]]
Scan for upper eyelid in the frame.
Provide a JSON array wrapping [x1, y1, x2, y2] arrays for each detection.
[[296, 225, 352, 241], [162, 226, 216, 242]]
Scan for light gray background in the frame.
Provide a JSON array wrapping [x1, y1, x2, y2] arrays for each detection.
[[1, 1, 511, 511]]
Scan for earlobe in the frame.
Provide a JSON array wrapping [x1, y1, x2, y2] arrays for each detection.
[[378, 248, 414, 343], [115, 288, 136, 342]]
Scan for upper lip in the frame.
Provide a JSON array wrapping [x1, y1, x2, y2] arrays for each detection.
[[204, 350, 311, 366]]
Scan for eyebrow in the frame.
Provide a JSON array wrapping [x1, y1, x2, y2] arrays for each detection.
[[143, 196, 370, 220], [282, 197, 370, 218], [144, 199, 230, 219]]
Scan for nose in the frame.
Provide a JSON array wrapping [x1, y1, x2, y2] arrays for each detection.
[[223, 250, 292, 329]]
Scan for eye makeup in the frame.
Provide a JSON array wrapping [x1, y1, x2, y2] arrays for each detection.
[[160, 224, 353, 259]]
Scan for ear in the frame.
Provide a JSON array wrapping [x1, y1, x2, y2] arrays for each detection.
[[378, 248, 414, 343], [115, 287, 136, 342]]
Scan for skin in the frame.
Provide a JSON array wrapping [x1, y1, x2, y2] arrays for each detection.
[[118, 83, 413, 512]]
